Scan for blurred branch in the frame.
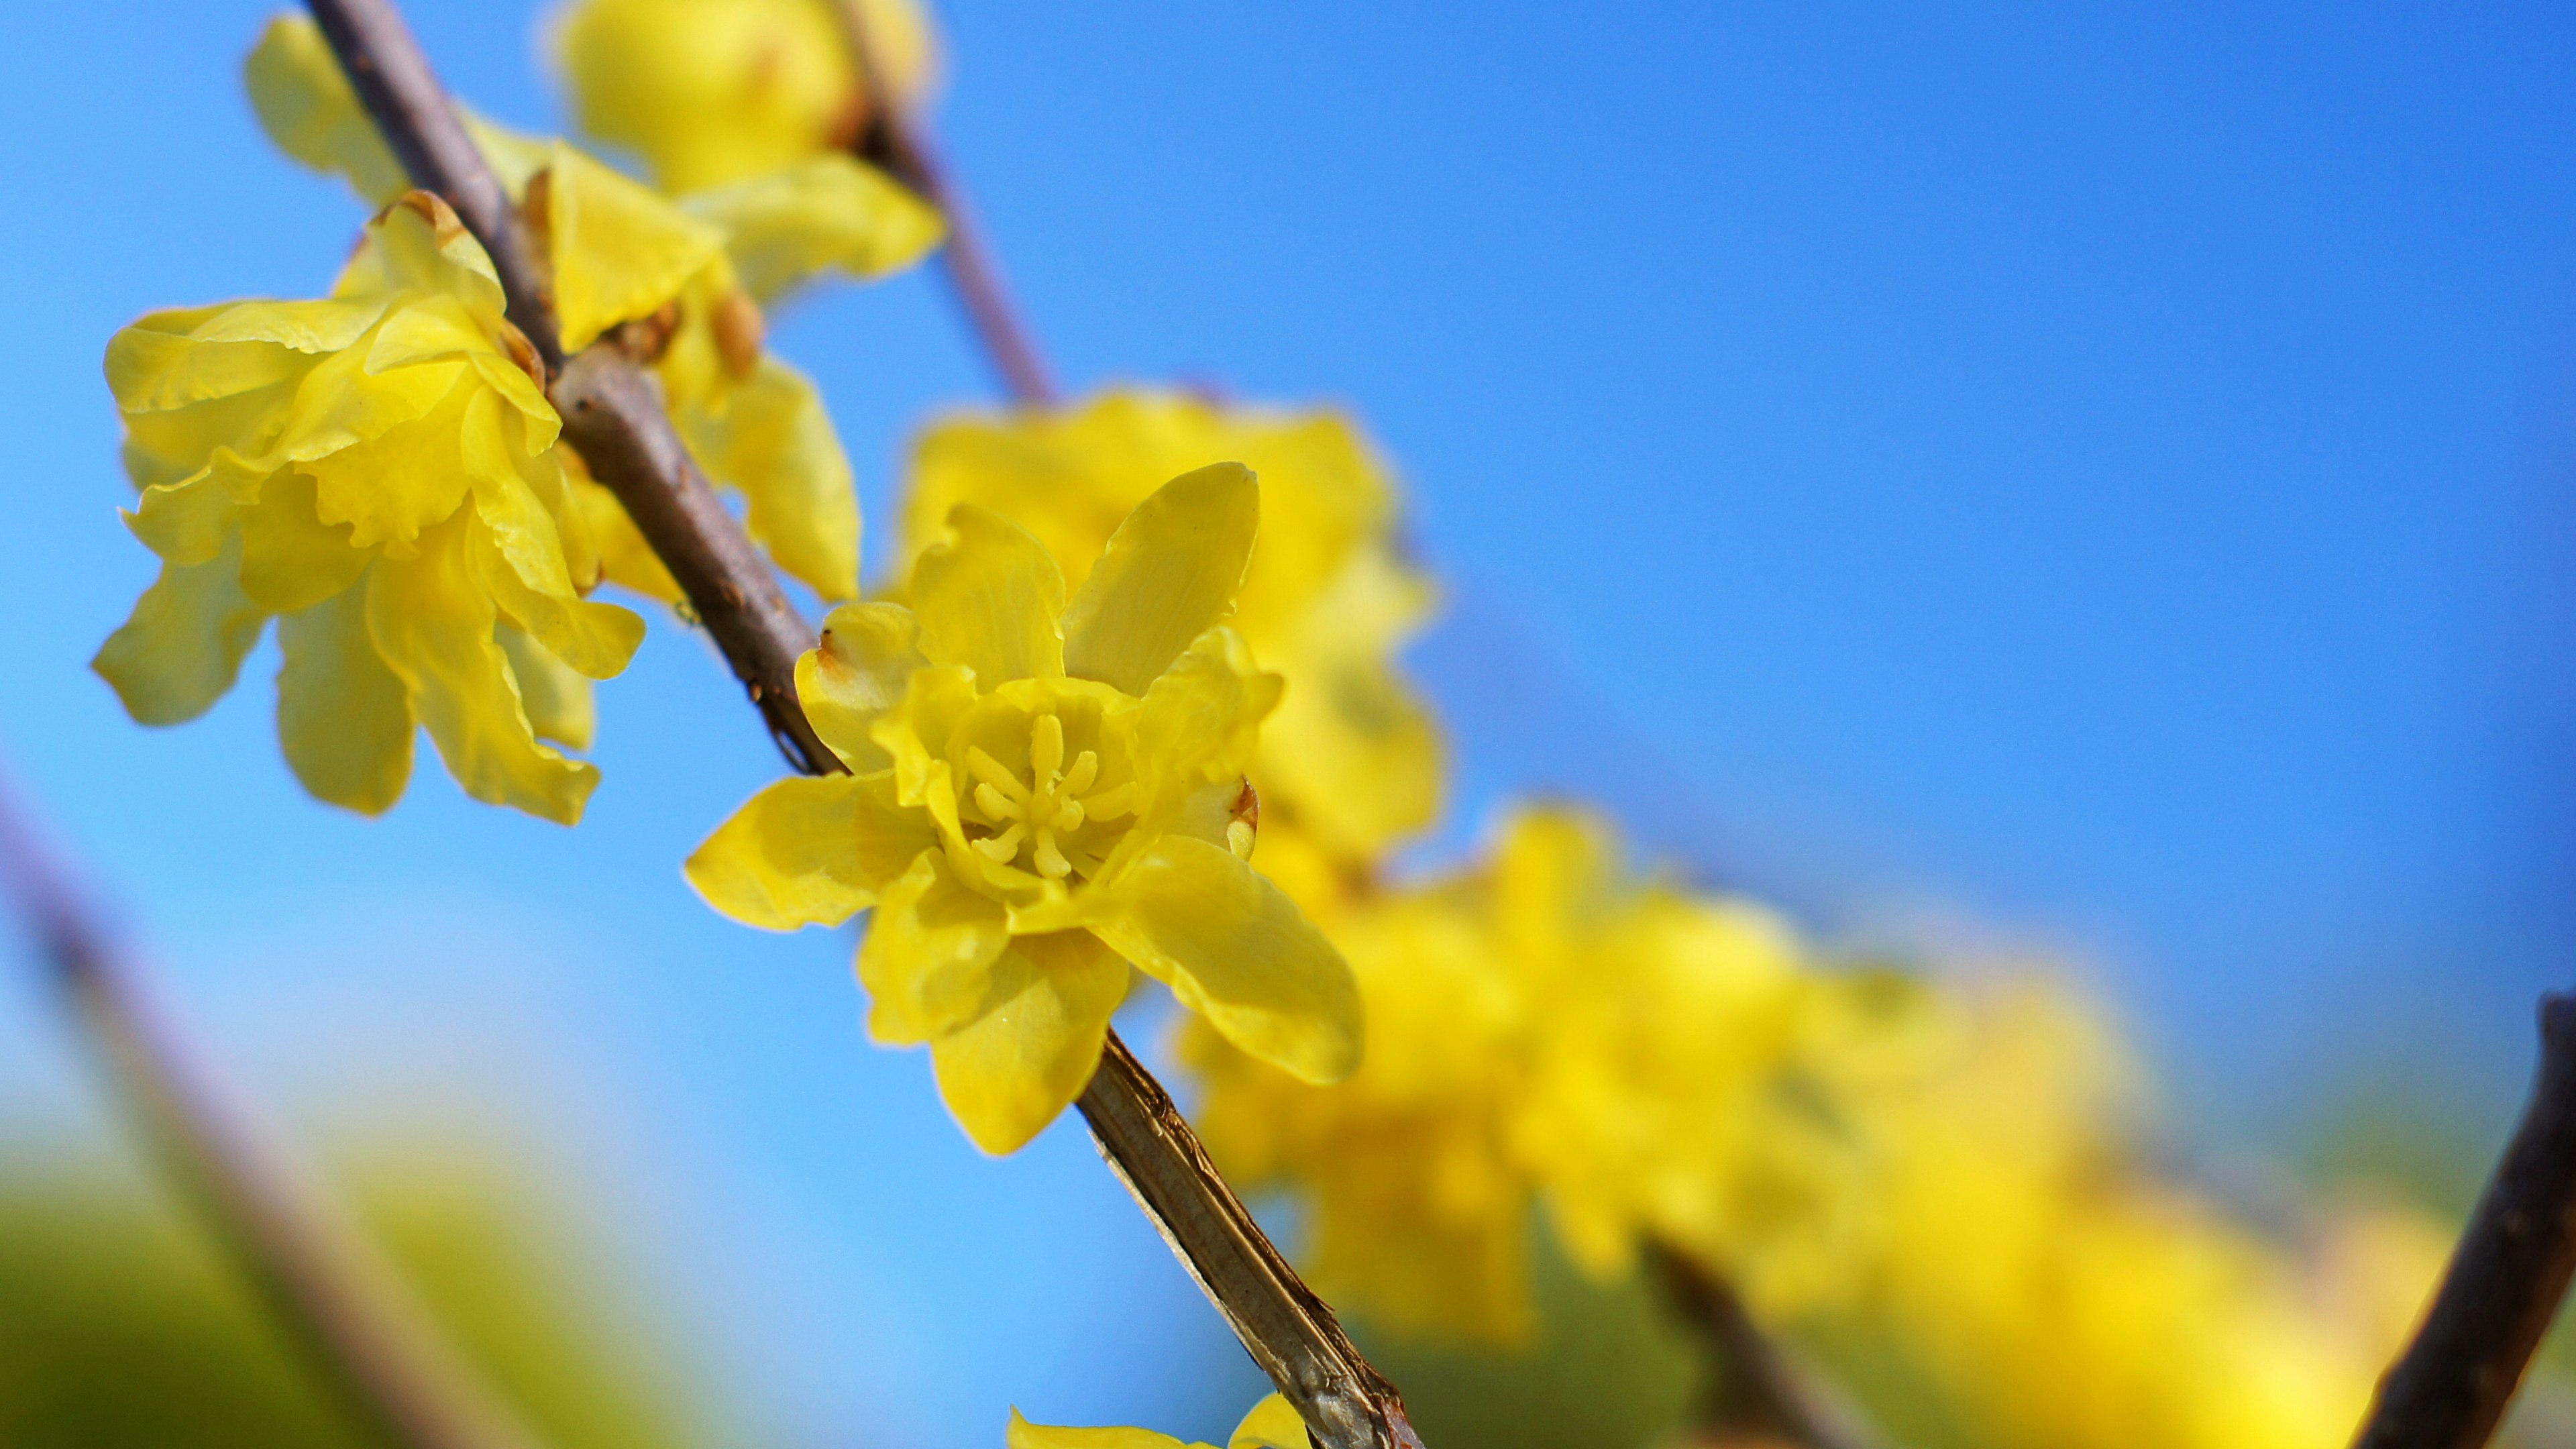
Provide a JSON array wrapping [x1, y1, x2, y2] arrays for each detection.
[[1651, 1242, 1870, 1449], [2351, 992, 2576, 1449], [830, 0, 1059, 406], [0, 779, 553, 1449], [302, 3, 1419, 1444]]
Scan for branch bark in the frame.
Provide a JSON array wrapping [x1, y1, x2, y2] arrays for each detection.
[[302, 3, 1418, 1443], [0, 781, 553, 1449], [829, 0, 1058, 407], [1651, 1242, 1868, 1449], [2350, 992, 2576, 1449]]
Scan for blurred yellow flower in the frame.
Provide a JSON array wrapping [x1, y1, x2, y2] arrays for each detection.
[[246, 14, 937, 604], [554, 0, 939, 195], [905, 390, 1444, 892], [688, 466, 1360, 1153], [95, 193, 642, 824], [1006, 1393, 1308, 1449]]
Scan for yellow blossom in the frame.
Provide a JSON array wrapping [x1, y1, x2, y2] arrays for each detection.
[[1006, 1393, 1308, 1449], [904, 390, 1443, 888], [245, 14, 936, 603], [94, 193, 643, 824], [688, 466, 1360, 1153], [554, 0, 939, 196]]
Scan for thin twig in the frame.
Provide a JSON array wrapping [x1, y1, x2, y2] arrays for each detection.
[[2351, 992, 2576, 1449], [1651, 1242, 1869, 1449], [0, 779, 552, 1449], [830, 0, 1058, 406], [300, 4, 1419, 1444]]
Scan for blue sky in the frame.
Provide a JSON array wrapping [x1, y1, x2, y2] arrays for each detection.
[[3, 2, 2573, 1444]]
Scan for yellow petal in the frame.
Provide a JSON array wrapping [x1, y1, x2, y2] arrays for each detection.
[[1062, 462, 1258, 698], [1227, 1397, 1311, 1449], [276, 577, 414, 814], [239, 470, 373, 613], [127, 451, 265, 567], [244, 15, 409, 205], [1006, 1407, 1188, 1449], [688, 773, 928, 931], [679, 154, 945, 302], [497, 623, 595, 751], [907, 504, 1065, 684], [682, 356, 860, 600], [93, 537, 268, 727], [926, 929, 1127, 1155], [571, 475, 684, 602], [797, 602, 925, 770], [1091, 835, 1359, 1085], [543, 142, 727, 352], [857, 849, 1013, 1044], [364, 513, 597, 824], [290, 358, 478, 551], [871, 663, 979, 810], [107, 300, 374, 414], [1132, 627, 1282, 826], [462, 399, 645, 680]]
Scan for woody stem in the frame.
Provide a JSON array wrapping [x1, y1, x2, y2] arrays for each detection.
[[302, 1, 1418, 1444]]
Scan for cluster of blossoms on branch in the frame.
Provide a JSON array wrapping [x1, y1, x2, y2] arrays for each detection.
[[87, 2, 2481, 1446]]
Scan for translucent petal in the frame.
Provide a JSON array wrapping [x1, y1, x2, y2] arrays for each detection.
[[688, 773, 929, 931], [107, 301, 370, 413], [682, 356, 859, 599], [857, 849, 1014, 1044], [497, 624, 595, 751], [570, 476, 683, 602], [244, 15, 409, 204], [276, 577, 414, 814], [364, 513, 597, 824], [93, 537, 268, 727], [543, 142, 726, 352], [1091, 835, 1359, 1085], [1062, 462, 1258, 697], [908, 504, 1064, 684], [1227, 1397, 1310, 1449], [1006, 1409, 1187, 1449], [127, 451, 266, 567], [679, 154, 945, 301], [798, 602, 925, 770], [926, 928, 1127, 1155], [1132, 627, 1281, 826], [239, 470, 373, 613], [462, 393, 645, 679]]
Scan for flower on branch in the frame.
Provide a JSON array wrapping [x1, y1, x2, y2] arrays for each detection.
[[95, 193, 643, 823], [555, 0, 941, 197], [904, 390, 1444, 905], [1008, 1393, 1309, 1449], [688, 465, 1362, 1153], [246, 15, 941, 603]]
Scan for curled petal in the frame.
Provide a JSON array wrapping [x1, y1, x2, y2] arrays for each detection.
[[798, 601, 925, 769], [497, 624, 595, 751], [688, 773, 928, 931], [857, 849, 1013, 1044], [926, 929, 1128, 1156], [682, 356, 860, 600], [239, 470, 372, 613], [1091, 835, 1359, 1085], [276, 577, 414, 814], [1133, 627, 1282, 825], [93, 537, 269, 728], [908, 504, 1064, 684], [542, 142, 726, 353], [1062, 462, 1258, 698], [679, 154, 945, 302], [365, 513, 596, 825]]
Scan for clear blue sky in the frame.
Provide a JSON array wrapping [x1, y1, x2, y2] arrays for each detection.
[[2, 3, 2573, 1444]]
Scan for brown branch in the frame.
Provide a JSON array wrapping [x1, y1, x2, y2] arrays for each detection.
[[0, 779, 553, 1449], [830, 1, 1059, 407], [1651, 1242, 1869, 1449], [301, 3, 1418, 1444], [2351, 993, 2576, 1449], [1079, 1033, 1424, 1449]]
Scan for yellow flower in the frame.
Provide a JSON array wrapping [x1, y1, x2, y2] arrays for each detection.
[[554, 0, 940, 195], [688, 466, 1360, 1153], [94, 193, 643, 824], [1187, 806, 1891, 1340], [246, 14, 936, 603], [1006, 1393, 1308, 1449], [905, 390, 1443, 884]]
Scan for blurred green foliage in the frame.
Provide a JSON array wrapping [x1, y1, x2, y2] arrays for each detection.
[[0, 1132, 718, 1449]]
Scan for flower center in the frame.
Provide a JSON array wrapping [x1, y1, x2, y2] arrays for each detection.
[[963, 711, 1134, 881]]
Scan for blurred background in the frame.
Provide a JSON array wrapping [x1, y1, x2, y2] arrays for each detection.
[[3, 2, 2573, 1445]]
